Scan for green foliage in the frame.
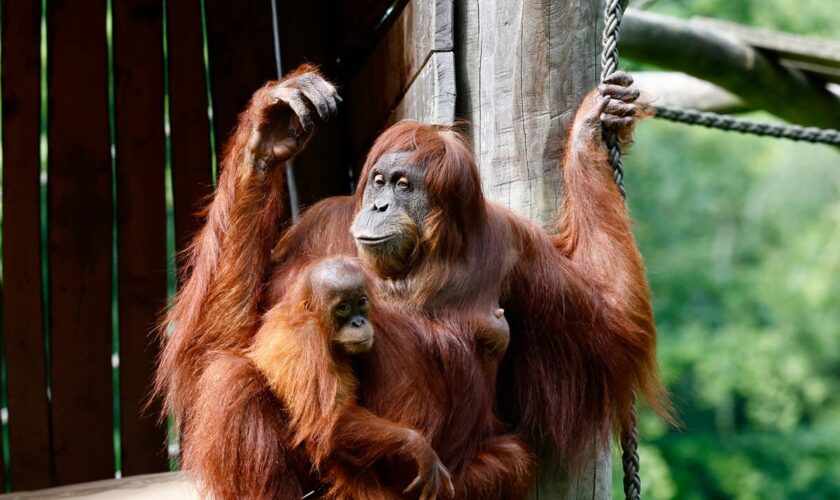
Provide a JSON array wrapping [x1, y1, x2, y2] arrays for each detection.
[[616, 117, 840, 498], [642, 0, 840, 38], [613, 2, 840, 497]]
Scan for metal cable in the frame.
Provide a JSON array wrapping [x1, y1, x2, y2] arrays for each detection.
[[269, 0, 301, 222], [653, 105, 840, 145]]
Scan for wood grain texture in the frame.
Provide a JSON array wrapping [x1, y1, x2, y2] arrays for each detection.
[[456, 0, 602, 231], [113, 0, 169, 475], [167, 0, 215, 262], [47, 0, 115, 485], [390, 51, 456, 125], [348, 0, 454, 156], [1, 0, 51, 490], [455, 0, 612, 496], [622, 9, 840, 129]]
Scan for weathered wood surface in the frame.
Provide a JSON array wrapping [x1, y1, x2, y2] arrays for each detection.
[[47, 0, 115, 484], [113, 0, 170, 475], [0, 473, 199, 499], [691, 16, 840, 81], [456, 0, 603, 231], [1, 0, 50, 490], [633, 71, 747, 113], [621, 9, 840, 129], [348, 0, 454, 157], [389, 51, 456, 125], [455, 0, 612, 496]]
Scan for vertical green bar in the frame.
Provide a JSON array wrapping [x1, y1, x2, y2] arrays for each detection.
[[104, 0, 121, 477], [0, 0, 10, 489], [39, 0, 52, 485], [198, 0, 217, 184]]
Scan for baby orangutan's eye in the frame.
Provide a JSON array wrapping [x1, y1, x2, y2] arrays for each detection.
[[335, 303, 352, 317], [357, 296, 369, 311]]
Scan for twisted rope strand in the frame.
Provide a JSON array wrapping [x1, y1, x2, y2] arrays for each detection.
[[621, 405, 642, 499], [601, 0, 627, 198], [600, 0, 641, 498], [653, 106, 840, 146]]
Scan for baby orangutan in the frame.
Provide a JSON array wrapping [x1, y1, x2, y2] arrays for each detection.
[[249, 257, 455, 500]]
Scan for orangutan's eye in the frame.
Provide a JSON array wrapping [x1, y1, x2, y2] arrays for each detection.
[[373, 173, 385, 186], [396, 177, 410, 190], [357, 296, 369, 311], [335, 303, 352, 317]]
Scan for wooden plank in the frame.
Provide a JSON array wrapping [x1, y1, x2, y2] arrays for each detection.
[[0, 472, 199, 499], [455, 0, 612, 497], [113, 0, 169, 475], [348, 0, 454, 157], [166, 0, 214, 261], [632, 71, 747, 113], [1, 0, 52, 490], [389, 51, 456, 125], [691, 16, 840, 71], [204, 0, 276, 155], [276, 2, 348, 206], [47, 0, 115, 484], [456, 0, 602, 230]]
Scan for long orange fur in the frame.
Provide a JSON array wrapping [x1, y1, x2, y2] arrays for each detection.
[[156, 65, 667, 499]]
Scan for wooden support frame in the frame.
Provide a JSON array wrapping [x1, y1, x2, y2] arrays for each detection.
[[456, 0, 612, 496]]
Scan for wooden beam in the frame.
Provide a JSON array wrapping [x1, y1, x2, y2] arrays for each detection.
[[167, 0, 215, 266], [455, 0, 611, 496], [47, 0, 115, 484], [203, 0, 276, 153], [621, 8, 840, 129], [1, 0, 51, 490], [112, 0, 169, 476], [348, 0, 453, 157], [691, 16, 840, 72], [633, 71, 748, 113], [389, 51, 456, 125]]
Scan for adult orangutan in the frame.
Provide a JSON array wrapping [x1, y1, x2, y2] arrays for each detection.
[[156, 64, 667, 498]]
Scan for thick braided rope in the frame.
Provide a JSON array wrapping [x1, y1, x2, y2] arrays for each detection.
[[621, 405, 642, 499], [600, 0, 627, 198], [654, 106, 840, 145], [600, 0, 641, 498]]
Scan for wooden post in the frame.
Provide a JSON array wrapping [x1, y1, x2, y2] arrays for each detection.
[[455, 0, 612, 497]]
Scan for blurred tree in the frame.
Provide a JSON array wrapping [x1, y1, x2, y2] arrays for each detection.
[[612, 2, 840, 497], [615, 116, 840, 498]]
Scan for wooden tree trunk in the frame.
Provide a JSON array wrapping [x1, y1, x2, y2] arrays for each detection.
[[455, 0, 612, 497]]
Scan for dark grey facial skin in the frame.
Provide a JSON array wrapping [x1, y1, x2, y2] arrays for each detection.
[[350, 152, 429, 247], [309, 259, 374, 354]]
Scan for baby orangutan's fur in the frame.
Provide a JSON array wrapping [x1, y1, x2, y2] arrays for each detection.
[[249, 257, 454, 500]]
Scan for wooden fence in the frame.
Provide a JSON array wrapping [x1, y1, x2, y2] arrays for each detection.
[[0, 0, 456, 491]]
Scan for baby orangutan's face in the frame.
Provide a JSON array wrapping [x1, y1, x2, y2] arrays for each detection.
[[310, 259, 374, 355]]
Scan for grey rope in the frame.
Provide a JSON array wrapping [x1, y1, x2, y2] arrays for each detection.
[[621, 405, 641, 500], [600, 0, 627, 198], [653, 105, 840, 146], [600, 0, 641, 498]]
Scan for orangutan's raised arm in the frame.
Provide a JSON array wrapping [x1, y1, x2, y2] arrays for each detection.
[[500, 72, 669, 461], [155, 65, 340, 425]]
